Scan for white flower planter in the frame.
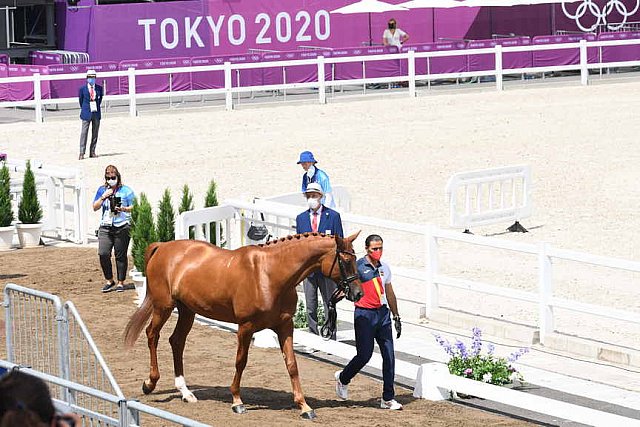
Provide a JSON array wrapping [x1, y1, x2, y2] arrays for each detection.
[[16, 223, 42, 248], [0, 225, 15, 251], [131, 273, 146, 303]]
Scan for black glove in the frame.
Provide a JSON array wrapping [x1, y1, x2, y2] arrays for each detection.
[[393, 316, 402, 339]]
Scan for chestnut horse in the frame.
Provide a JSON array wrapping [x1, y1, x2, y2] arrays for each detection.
[[124, 232, 363, 419]]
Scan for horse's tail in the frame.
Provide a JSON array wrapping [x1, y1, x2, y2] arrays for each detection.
[[123, 294, 153, 348], [123, 242, 162, 348]]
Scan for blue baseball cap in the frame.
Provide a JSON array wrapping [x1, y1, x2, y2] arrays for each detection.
[[297, 151, 317, 164]]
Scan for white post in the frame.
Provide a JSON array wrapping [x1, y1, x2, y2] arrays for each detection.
[[33, 73, 43, 123], [224, 61, 233, 111], [413, 362, 450, 400], [537, 242, 554, 345], [495, 45, 503, 91], [424, 225, 439, 318], [579, 39, 588, 86], [317, 56, 326, 104], [408, 49, 416, 97], [127, 67, 137, 117]]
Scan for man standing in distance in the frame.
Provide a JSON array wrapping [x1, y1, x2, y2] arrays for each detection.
[[335, 234, 403, 410], [295, 182, 343, 340], [78, 69, 103, 160], [297, 151, 334, 208]]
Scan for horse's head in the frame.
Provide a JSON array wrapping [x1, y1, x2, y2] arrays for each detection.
[[322, 231, 364, 302]]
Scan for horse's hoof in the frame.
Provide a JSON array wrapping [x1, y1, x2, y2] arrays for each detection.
[[142, 381, 153, 395], [301, 410, 317, 420], [232, 404, 247, 414], [182, 393, 198, 403]]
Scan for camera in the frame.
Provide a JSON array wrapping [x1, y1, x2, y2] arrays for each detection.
[[109, 196, 121, 214]]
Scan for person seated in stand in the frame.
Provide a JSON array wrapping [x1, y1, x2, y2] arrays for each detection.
[[0, 369, 81, 427]]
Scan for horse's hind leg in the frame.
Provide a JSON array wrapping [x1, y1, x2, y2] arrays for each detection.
[[169, 301, 197, 403], [142, 306, 173, 394], [230, 323, 254, 414]]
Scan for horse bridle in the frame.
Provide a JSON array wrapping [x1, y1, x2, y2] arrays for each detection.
[[320, 247, 359, 340], [329, 247, 359, 298]]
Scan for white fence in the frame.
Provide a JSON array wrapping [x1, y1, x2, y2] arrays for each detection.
[[4, 159, 88, 244], [175, 198, 640, 348], [261, 185, 352, 213], [445, 164, 532, 232], [4, 38, 640, 122]]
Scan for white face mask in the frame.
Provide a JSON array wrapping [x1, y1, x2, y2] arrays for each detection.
[[107, 179, 117, 187], [307, 197, 320, 210], [306, 165, 316, 179]]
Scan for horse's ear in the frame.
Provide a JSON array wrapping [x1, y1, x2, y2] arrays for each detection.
[[345, 230, 361, 244]]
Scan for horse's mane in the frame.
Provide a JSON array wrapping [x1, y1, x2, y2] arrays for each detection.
[[258, 232, 336, 247]]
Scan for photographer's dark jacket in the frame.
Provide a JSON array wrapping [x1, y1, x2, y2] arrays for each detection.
[[94, 185, 135, 227]]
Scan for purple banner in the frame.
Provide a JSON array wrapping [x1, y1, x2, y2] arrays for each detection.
[[402, 42, 467, 75], [30, 51, 63, 66], [6, 65, 51, 101], [0, 64, 8, 101], [533, 34, 598, 67], [598, 31, 640, 63], [48, 62, 120, 99], [191, 54, 261, 88], [467, 37, 532, 71], [281, 50, 333, 84], [119, 57, 192, 94]]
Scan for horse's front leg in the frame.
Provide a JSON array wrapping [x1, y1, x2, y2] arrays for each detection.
[[230, 323, 254, 414], [275, 320, 316, 419]]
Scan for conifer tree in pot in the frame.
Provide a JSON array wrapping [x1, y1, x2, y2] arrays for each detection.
[[0, 163, 15, 251], [156, 188, 175, 242], [130, 193, 156, 301], [16, 160, 43, 248]]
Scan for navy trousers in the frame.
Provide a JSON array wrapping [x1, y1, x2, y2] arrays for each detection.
[[340, 305, 396, 401]]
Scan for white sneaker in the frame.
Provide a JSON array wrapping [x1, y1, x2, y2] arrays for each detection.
[[380, 398, 403, 410], [335, 371, 348, 400]]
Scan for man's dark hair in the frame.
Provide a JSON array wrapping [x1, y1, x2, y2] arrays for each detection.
[[0, 370, 55, 427], [365, 234, 383, 248]]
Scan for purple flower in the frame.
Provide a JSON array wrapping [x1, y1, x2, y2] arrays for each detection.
[[471, 327, 483, 356], [434, 334, 455, 357], [455, 339, 469, 359], [508, 347, 529, 363], [487, 344, 495, 355], [464, 368, 473, 376]]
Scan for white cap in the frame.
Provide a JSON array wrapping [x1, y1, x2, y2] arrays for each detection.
[[304, 182, 323, 195], [86, 69, 97, 77]]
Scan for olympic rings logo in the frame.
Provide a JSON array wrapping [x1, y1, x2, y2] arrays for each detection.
[[562, 0, 640, 32]]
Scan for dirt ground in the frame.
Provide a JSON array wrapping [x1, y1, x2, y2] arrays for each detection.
[[0, 246, 532, 427]]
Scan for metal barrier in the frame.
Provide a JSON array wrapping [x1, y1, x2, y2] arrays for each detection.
[[445, 165, 532, 233], [0, 361, 212, 427], [4, 159, 88, 244], [2, 284, 211, 426]]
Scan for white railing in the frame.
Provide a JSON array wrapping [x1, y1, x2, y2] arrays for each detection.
[[5, 159, 88, 244], [445, 165, 532, 232], [261, 184, 352, 212], [5, 38, 640, 122], [175, 198, 640, 347], [413, 363, 640, 427]]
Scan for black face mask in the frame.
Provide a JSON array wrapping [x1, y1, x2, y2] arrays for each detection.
[[388, 23, 396, 29]]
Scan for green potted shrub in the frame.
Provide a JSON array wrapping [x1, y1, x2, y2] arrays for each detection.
[[156, 188, 175, 242], [178, 184, 195, 239], [16, 160, 43, 248], [0, 163, 15, 251], [203, 178, 222, 245], [130, 193, 156, 301]]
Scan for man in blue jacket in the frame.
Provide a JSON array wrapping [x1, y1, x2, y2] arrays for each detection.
[[295, 182, 344, 340], [78, 69, 103, 160]]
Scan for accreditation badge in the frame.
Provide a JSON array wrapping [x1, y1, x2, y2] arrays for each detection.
[[90, 101, 98, 112]]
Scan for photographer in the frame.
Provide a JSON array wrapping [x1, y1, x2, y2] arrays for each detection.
[[92, 165, 135, 293]]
